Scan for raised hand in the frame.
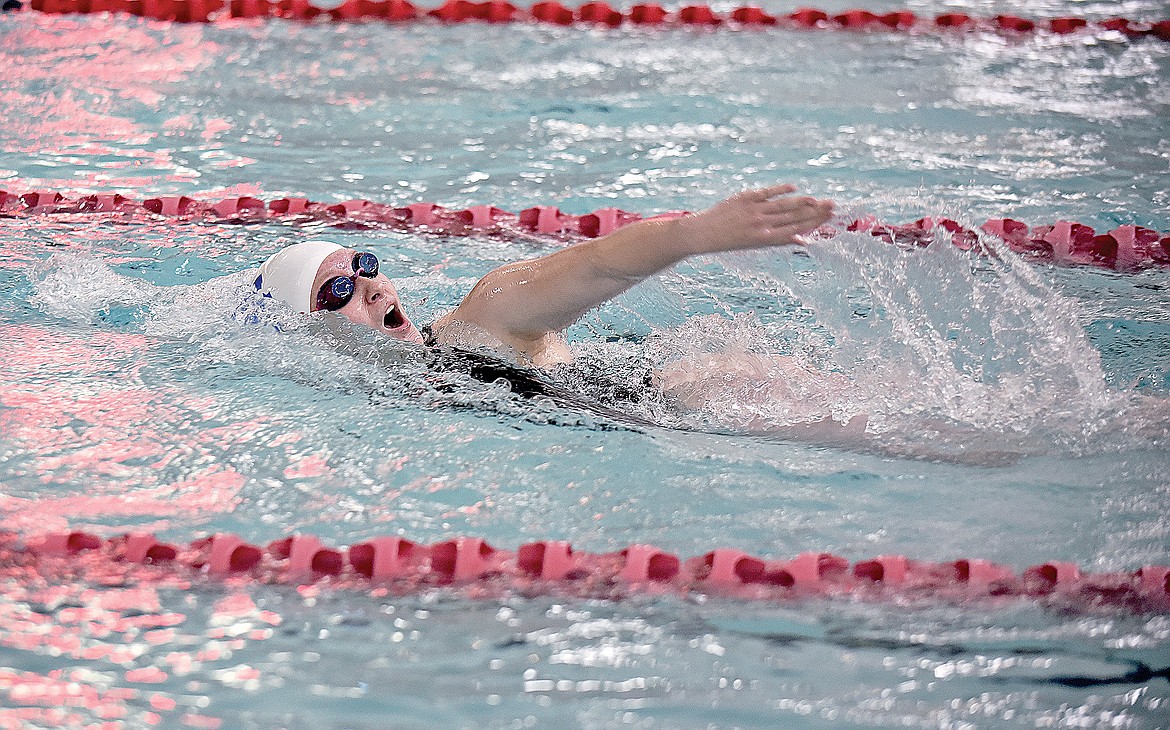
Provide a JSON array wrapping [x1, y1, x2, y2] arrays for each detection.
[[678, 184, 835, 255]]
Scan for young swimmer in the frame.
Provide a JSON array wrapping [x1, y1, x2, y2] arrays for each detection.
[[250, 182, 1074, 461], [255, 184, 835, 370]]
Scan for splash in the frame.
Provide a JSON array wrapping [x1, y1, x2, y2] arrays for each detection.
[[637, 223, 1166, 459], [31, 253, 159, 324], [806, 229, 1116, 436]]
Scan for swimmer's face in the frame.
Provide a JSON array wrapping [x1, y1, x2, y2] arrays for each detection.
[[311, 248, 424, 344]]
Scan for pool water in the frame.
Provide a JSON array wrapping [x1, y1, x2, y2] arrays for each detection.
[[1, 1, 1169, 727]]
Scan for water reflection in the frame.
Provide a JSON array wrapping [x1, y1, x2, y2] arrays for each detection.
[[0, 324, 254, 533]]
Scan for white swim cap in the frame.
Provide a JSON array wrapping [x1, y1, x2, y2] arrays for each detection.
[[255, 240, 344, 313]]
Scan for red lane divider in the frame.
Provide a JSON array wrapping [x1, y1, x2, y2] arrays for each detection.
[[5, 530, 1168, 610], [14, 0, 1170, 40], [3, 188, 1168, 270]]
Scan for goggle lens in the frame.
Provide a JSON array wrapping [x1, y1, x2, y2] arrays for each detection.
[[354, 251, 379, 277], [314, 252, 380, 312], [319, 276, 355, 310]]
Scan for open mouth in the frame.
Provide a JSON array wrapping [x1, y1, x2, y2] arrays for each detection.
[[383, 304, 406, 330]]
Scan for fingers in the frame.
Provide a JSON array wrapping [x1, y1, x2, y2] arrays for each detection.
[[763, 199, 834, 228], [755, 193, 834, 235], [751, 183, 797, 201], [750, 183, 832, 206], [759, 201, 834, 244], [762, 195, 833, 216]]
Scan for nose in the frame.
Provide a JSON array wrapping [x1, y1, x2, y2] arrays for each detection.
[[356, 275, 390, 304]]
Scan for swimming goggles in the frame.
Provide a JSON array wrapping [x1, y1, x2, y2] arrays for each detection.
[[315, 251, 380, 311]]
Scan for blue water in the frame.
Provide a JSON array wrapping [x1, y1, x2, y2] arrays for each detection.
[[1, 2, 1169, 727]]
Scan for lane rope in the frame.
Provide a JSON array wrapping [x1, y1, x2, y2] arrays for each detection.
[[11, 0, 1170, 41], [6, 189, 1169, 270], [4, 530, 1168, 611]]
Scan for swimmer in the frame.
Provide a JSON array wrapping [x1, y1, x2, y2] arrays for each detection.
[[255, 184, 835, 369], [253, 181, 1049, 463]]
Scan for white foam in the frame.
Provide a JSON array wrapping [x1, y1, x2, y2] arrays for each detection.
[[30, 254, 159, 324]]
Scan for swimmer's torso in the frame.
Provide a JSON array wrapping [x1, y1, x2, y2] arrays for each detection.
[[419, 322, 656, 429]]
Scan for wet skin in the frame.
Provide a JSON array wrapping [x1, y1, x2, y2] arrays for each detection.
[[310, 248, 425, 344]]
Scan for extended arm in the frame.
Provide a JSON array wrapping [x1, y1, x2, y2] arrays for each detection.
[[435, 184, 834, 360]]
